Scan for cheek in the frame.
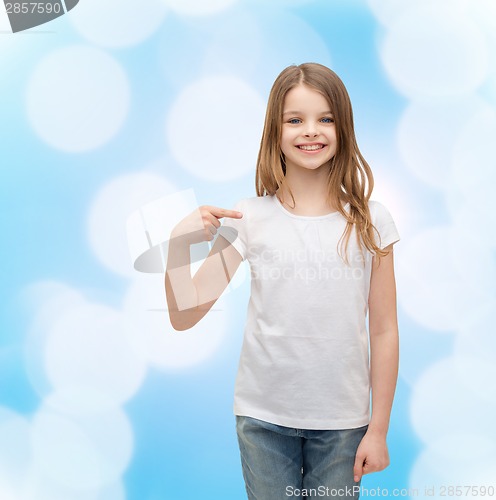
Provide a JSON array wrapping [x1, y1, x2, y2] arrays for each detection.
[[281, 129, 297, 145], [280, 134, 294, 151]]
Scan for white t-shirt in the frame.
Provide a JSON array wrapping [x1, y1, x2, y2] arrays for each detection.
[[218, 194, 400, 430]]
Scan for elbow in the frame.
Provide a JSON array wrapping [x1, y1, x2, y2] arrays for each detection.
[[167, 297, 211, 332], [169, 316, 193, 332], [167, 305, 201, 331], [369, 327, 399, 338], [171, 321, 193, 332]]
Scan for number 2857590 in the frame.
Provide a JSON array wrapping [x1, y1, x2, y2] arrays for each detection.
[[5, 2, 62, 14]]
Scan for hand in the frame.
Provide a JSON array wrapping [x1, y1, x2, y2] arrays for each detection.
[[170, 205, 243, 245], [353, 429, 390, 483]]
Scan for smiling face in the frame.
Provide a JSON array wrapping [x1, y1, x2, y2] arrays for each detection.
[[280, 84, 337, 173]]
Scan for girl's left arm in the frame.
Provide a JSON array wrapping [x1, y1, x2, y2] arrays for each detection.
[[353, 243, 399, 483]]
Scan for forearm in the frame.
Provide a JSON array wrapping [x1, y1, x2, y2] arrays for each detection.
[[368, 328, 399, 436], [165, 233, 199, 320]]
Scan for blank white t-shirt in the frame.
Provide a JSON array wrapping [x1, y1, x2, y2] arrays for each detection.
[[218, 194, 400, 430]]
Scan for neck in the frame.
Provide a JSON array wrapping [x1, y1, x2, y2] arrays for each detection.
[[277, 164, 335, 210]]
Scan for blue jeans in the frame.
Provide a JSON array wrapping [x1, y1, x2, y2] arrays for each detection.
[[236, 415, 368, 500]]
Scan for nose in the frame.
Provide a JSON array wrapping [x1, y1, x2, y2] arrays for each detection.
[[304, 122, 319, 137]]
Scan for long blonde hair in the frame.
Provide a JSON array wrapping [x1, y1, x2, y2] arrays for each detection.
[[255, 62, 389, 264]]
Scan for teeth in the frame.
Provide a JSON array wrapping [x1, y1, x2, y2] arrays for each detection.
[[298, 144, 324, 151]]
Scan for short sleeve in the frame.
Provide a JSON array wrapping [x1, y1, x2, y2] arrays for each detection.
[[370, 200, 400, 250], [217, 199, 247, 261]]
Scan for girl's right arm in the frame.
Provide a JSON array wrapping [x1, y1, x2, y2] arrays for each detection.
[[165, 205, 243, 331]]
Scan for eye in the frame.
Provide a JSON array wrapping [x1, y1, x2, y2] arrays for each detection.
[[287, 118, 301, 124], [321, 117, 334, 123]]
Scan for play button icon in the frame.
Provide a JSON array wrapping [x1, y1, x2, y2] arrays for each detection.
[[2, 0, 79, 33]]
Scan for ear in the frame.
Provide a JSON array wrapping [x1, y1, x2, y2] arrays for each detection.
[[3, 0, 79, 33]]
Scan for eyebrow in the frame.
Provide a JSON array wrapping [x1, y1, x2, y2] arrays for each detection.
[[283, 110, 334, 116]]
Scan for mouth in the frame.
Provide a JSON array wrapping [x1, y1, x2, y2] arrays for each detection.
[[296, 143, 326, 152]]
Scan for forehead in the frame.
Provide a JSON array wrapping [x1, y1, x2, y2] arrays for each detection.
[[283, 84, 331, 111]]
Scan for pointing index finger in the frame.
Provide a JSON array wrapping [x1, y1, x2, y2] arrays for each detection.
[[208, 206, 243, 219]]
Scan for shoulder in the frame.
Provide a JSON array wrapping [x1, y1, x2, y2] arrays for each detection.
[[224, 196, 269, 229], [234, 195, 273, 212], [368, 199, 388, 214], [368, 199, 395, 223], [367, 199, 401, 249]]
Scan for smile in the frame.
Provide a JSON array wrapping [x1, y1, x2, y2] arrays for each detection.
[[296, 144, 326, 151]]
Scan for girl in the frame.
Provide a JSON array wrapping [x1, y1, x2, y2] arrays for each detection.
[[165, 63, 400, 500]]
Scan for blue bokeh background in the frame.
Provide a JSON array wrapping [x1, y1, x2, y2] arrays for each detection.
[[1, 0, 496, 498]]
